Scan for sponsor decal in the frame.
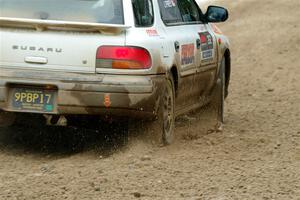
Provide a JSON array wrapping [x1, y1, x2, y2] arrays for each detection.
[[163, 0, 176, 8], [198, 32, 214, 60], [146, 29, 159, 37], [181, 44, 195, 65], [199, 32, 213, 51], [202, 50, 213, 59]]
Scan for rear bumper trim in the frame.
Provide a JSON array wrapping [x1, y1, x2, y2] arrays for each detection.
[[0, 68, 165, 118]]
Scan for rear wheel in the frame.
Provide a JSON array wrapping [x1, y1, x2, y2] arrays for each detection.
[[151, 76, 175, 145], [163, 78, 175, 144], [213, 58, 226, 125]]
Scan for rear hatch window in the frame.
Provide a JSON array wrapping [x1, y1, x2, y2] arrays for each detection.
[[0, 0, 124, 25]]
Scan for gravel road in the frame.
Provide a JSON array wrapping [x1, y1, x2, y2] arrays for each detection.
[[0, 0, 299, 199]]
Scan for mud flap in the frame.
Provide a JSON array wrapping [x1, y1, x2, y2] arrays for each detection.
[[100, 119, 129, 148]]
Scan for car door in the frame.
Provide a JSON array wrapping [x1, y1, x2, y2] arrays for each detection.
[[157, 0, 198, 112], [196, 9, 219, 100], [179, 0, 219, 103], [196, 24, 219, 99], [176, 0, 216, 107]]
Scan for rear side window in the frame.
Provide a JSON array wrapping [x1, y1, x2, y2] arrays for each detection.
[[132, 0, 154, 27], [0, 0, 124, 25], [177, 0, 202, 22], [158, 0, 183, 24]]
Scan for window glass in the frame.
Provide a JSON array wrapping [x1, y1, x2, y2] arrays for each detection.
[[158, 0, 182, 24], [132, 0, 154, 27], [177, 0, 201, 22], [0, 0, 124, 24]]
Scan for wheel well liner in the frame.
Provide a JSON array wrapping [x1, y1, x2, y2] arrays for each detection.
[[170, 66, 178, 95], [224, 49, 231, 92]]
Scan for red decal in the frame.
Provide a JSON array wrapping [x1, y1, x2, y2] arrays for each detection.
[[218, 38, 222, 44], [200, 34, 207, 43], [181, 44, 195, 65], [146, 29, 159, 37], [104, 94, 111, 108]]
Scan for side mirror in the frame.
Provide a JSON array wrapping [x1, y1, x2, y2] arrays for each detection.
[[205, 6, 229, 23]]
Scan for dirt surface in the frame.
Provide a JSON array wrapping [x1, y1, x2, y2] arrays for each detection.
[[0, 0, 300, 199]]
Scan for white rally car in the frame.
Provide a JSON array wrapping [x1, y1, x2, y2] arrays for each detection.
[[0, 0, 231, 145]]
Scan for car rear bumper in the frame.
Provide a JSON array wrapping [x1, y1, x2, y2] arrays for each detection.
[[0, 68, 165, 118]]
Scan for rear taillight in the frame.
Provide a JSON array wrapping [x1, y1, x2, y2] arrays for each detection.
[[96, 46, 152, 69]]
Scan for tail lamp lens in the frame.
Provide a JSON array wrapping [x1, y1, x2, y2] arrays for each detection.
[[96, 46, 152, 69]]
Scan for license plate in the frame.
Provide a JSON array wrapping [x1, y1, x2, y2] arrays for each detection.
[[10, 87, 56, 113]]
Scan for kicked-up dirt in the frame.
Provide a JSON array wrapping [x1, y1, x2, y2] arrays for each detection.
[[0, 0, 300, 199]]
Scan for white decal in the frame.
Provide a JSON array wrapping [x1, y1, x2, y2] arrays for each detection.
[[163, 0, 176, 8]]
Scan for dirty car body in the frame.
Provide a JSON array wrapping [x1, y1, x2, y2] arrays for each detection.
[[0, 0, 231, 143]]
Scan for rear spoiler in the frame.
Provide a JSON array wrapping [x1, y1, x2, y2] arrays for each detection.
[[0, 17, 131, 33]]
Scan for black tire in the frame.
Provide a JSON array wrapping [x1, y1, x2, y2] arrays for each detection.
[[213, 58, 226, 124], [151, 76, 175, 145]]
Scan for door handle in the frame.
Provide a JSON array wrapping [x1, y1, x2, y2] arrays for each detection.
[[174, 41, 180, 52], [196, 39, 201, 49]]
